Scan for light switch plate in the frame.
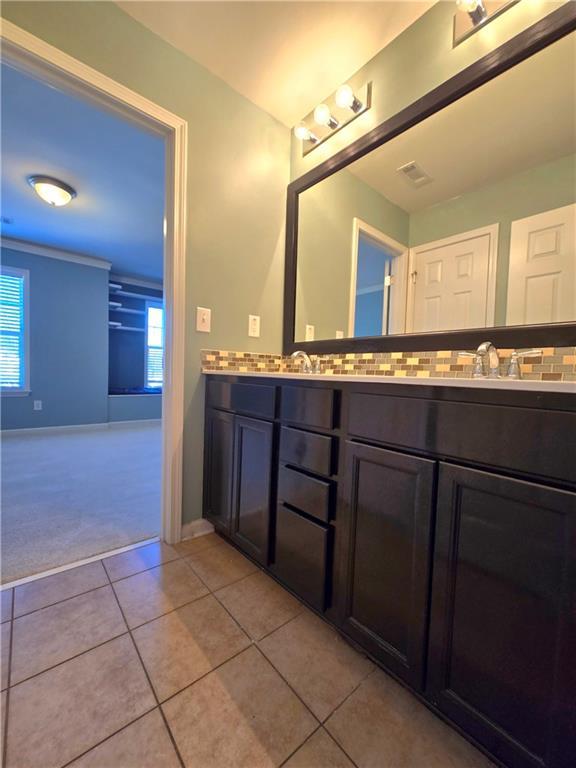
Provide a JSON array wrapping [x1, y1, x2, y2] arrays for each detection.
[[248, 314, 260, 338], [305, 324, 315, 341], [196, 307, 211, 333], [33, 400, 42, 411], [335, 330, 344, 339]]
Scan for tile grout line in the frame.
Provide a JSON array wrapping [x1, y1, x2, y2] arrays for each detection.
[[277, 723, 323, 767], [1, 592, 16, 768], [104, 566, 187, 768], [57, 705, 159, 768], [8, 537, 222, 622]]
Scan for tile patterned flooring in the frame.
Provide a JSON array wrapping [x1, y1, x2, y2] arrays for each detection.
[[0, 534, 495, 768]]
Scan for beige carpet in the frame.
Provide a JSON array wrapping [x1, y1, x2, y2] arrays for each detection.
[[1, 421, 161, 583]]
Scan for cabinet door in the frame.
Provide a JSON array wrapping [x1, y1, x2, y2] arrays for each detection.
[[203, 409, 235, 533], [338, 441, 435, 689], [428, 464, 576, 768], [231, 416, 274, 565]]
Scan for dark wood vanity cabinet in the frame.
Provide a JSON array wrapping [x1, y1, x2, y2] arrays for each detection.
[[203, 375, 576, 768], [230, 416, 274, 564], [203, 408, 235, 533], [338, 442, 435, 690], [428, 464, 576, 768]]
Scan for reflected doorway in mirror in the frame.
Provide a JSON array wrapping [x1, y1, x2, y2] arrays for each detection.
[[348, 219, 408, 339]]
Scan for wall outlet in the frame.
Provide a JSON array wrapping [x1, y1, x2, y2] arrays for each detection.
[[33, 400, 42, 411], [335, 330, 344, 339], [196, 307, 211, 333], [248, 314, 261, 338], [305, 324, 315, 341]]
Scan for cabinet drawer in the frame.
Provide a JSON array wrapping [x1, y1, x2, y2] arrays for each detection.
[[274, 504, 330, 611], [278, 465, 332, 523], [207, 379, 276, 420], [280, 426, 333, 476], [280, 386, 334, 429]]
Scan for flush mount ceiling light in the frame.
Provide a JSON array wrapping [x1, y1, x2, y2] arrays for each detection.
[[335, 85, 363, 113], [314, 104, 339, 130], [27, 175, 76, 207]]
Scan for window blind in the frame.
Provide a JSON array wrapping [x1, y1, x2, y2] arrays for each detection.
[[0, 272, 25, 389], [146, 303, 164, 388]]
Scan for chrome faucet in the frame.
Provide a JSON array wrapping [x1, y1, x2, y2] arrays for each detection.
[[291, 350, 320, 374], [506, 349, 542, 379], [476, 341, 500, 379]]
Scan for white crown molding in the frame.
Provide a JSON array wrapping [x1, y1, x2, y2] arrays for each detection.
[[1, 237, 111, 270], [110, 273, 163, 290]]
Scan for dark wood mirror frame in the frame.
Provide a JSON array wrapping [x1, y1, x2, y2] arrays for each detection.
[[283, 3, 576, 355]]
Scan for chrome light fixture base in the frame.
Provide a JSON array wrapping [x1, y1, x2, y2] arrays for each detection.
[[297, 81, 372, 157], [453, 0, 520, 47]]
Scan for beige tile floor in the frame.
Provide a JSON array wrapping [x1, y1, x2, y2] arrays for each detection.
[[0, 534, 495, 768]]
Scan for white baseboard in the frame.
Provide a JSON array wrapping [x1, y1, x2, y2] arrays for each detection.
[[1, 419, 161, 437], [181, 518, 214, 541]]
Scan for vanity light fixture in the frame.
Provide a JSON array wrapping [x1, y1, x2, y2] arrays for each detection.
[[335, 85, 363, 113], [456, 0, 487, 26], [314, 104, 339, 130], [453, 0, 519, 46], [27, 175, 76, 207], [294, 123, 319, 144]]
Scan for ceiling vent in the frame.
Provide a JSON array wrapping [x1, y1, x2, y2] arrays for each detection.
[[397, 161, 433, 187]]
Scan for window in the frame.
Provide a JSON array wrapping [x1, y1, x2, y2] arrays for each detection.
[[0, 267, 29, 393], [146, 301, 164, 389]]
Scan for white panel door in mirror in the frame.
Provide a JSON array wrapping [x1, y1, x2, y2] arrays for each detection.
[[409, 226, 497, 333], [506, 204, 576, 325]]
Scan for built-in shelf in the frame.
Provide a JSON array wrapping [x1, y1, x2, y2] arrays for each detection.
[[109, 307, 145, 315], [110, 289, 162, 301], [109, 324, 145, 332]]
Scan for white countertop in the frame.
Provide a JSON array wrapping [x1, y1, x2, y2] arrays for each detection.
[[203, 369, 576, 394]]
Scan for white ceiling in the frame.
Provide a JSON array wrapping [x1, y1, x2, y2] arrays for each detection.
[[1, 64, 165, 281], [349, 32, 576, 213], [118, 1, 433, 127]]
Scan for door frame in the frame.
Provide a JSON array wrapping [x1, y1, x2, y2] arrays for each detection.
[[348, 218, 409, 338], [1, 20, 188, 544], [406, 224, 499, 333]]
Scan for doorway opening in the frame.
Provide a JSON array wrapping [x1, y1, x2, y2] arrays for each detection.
[[0, 20, 187, 584]]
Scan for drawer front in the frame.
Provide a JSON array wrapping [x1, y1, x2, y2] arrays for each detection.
[[278, 465, 332, 523], [348, 392, 576, 484], [280, 426, 333, 476], [281, 386, 334, 429], [274, 504, 330, 611], [207, 379, 276, 420]]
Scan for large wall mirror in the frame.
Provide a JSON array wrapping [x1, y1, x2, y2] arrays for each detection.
[[284, 9, 576, 353]]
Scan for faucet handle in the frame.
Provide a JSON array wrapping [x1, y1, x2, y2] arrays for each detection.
[[458, 351, 484, 379], [506, 349, 542, 379]]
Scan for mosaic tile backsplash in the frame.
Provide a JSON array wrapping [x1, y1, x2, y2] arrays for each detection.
[[202, 347, 576, 382]]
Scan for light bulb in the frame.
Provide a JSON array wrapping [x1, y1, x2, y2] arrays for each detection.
[[314, 103, 339, 130], [294, 123, 311, 141], [335, 85, 354, 109], [28, 176, 76, 207], [293, 123, 318, 144], [335, 85, 363, 113], [457, 0, 481, 12]]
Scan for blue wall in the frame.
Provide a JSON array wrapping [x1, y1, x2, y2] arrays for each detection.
[[108, 394, 162, 422], [1, 247, 109, 429]]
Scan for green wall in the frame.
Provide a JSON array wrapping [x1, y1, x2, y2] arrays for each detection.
[[2, 1, 290, 524], [291, 1, 567, 179], [410, 153, 576, 325], [296, 169, 408, 340]]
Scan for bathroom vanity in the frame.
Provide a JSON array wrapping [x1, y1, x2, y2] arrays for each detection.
[[203, 372, 576, 768]]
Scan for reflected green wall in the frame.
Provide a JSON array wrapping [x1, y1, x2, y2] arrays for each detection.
[[296, 169, 408, 341], [2, 1, 290, 524], [410, 154, 576, 325]]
